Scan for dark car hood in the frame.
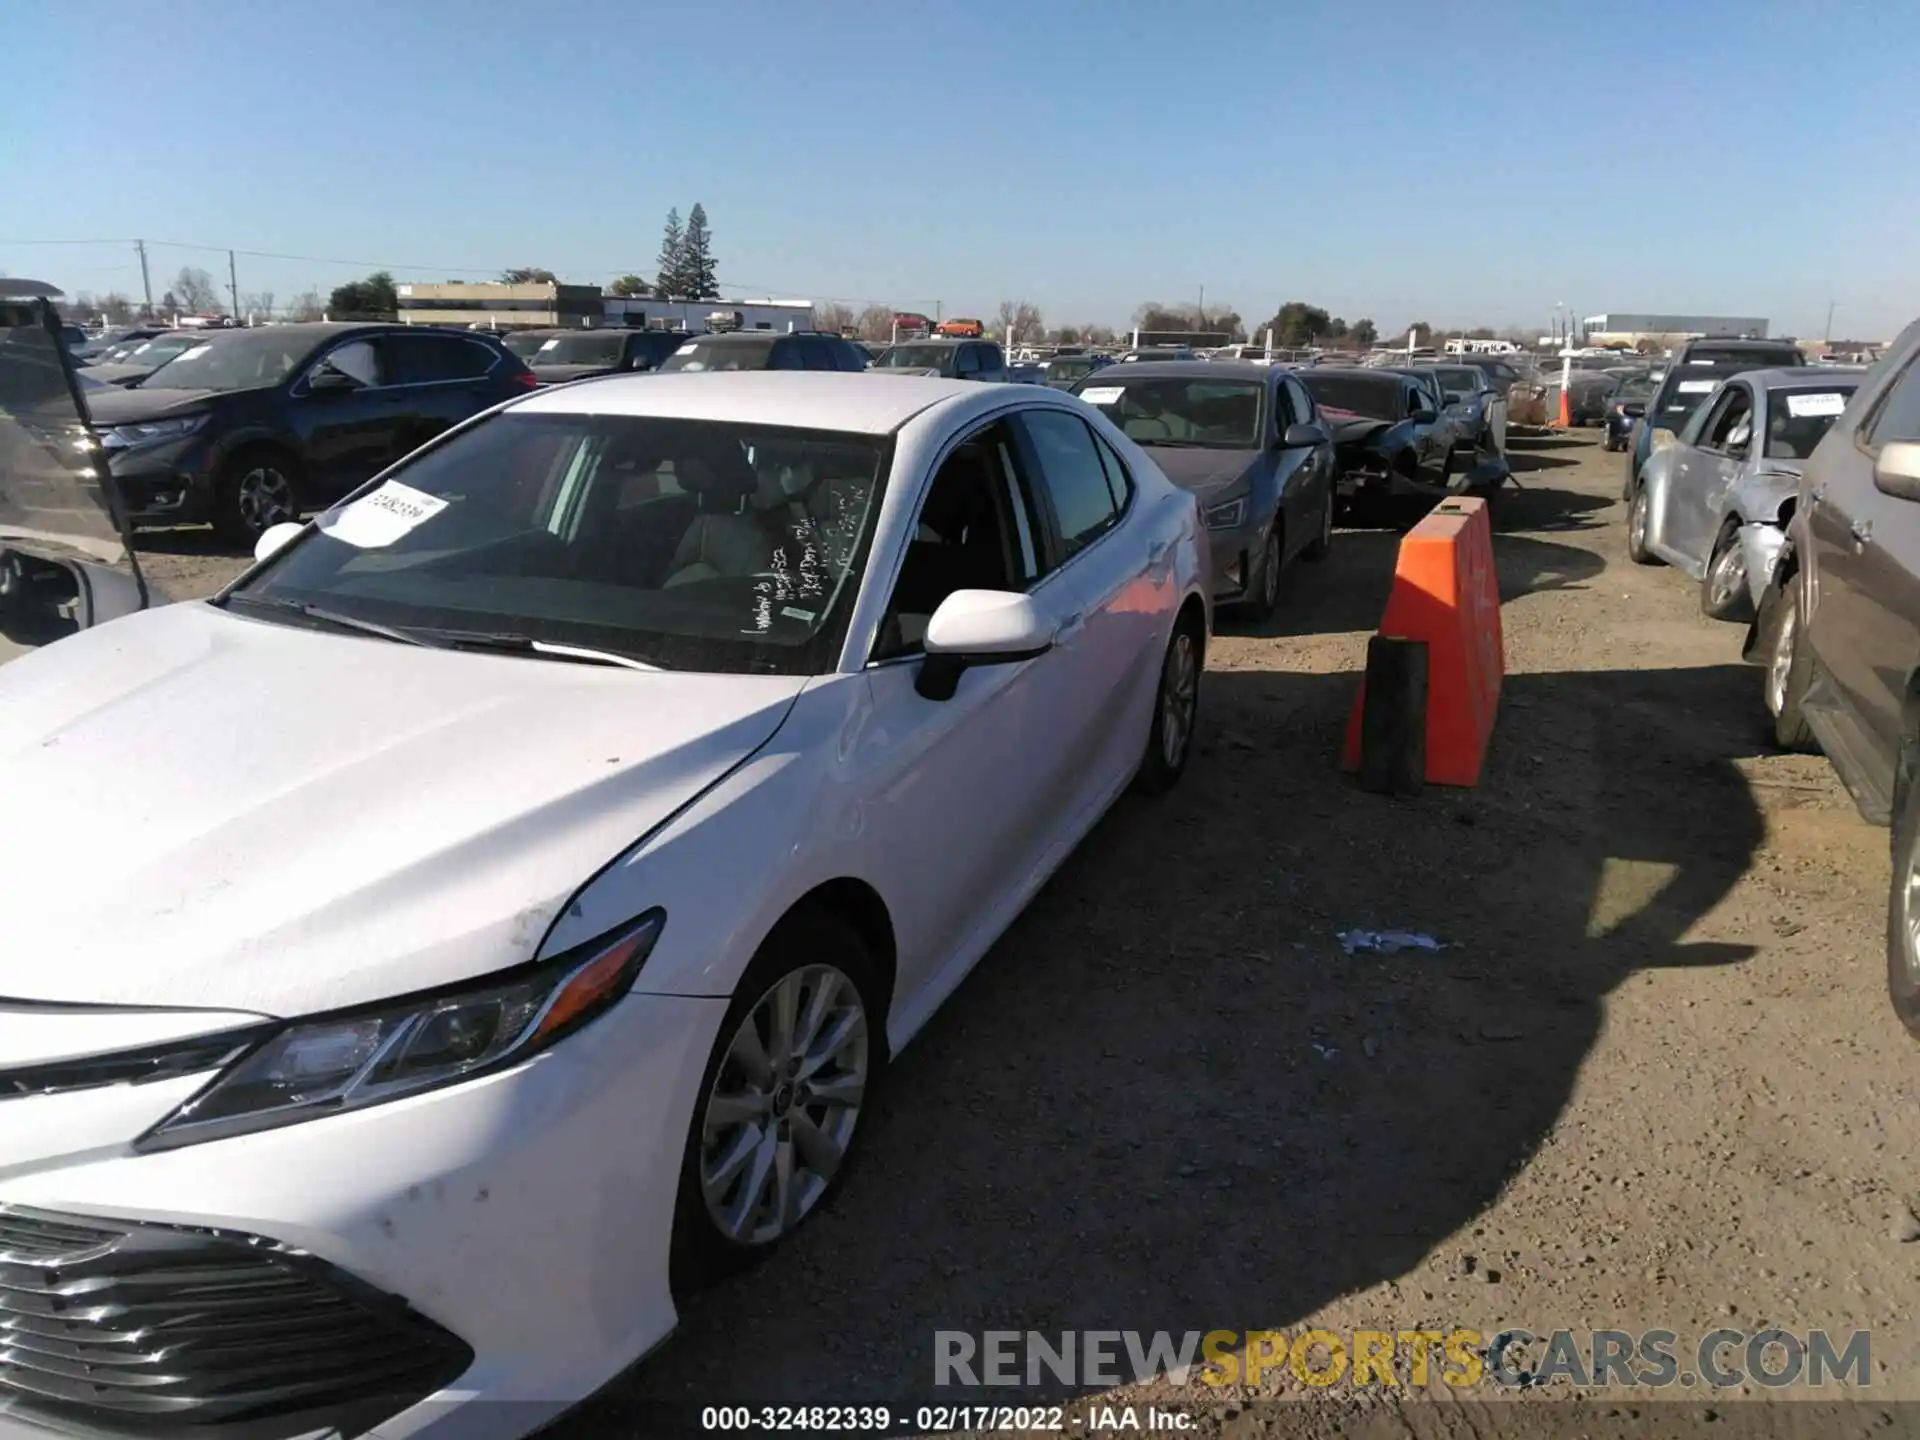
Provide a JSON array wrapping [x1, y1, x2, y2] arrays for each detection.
[[83, 385, 224, 425], [1142, 447, 1260, 500], [1319, 407, 1397, 445], [80, 362, 158, 387], [532, 363, 619, 384]]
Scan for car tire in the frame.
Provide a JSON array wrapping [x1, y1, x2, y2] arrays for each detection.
[[213, 447, 302, 545], [1624, 483, 1660, 565], [1302, 486, 1334, 562], [1887, 766, 1920, 1041], [1236, 525, 1283, 622], [670, 905, 885, 1292], [1134, 612, 1203, 795], [1759, 580, 1817, 752], [1701, 522, 1753, 622]]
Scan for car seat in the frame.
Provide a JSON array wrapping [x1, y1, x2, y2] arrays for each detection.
[[661, 445, 781, 587]]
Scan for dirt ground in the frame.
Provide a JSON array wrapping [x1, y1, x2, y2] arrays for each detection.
[[137, 433, 1919, 1437]]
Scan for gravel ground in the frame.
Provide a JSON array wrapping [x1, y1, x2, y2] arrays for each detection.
[[133, 433, 1920, 1436]]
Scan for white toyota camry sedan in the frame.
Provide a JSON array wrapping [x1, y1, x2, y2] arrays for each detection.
[[0, 372, 1207, 1438]]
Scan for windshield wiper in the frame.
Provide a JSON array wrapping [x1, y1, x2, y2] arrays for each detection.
[[423, 630, 663, 671], [222, 594, 442, 647]]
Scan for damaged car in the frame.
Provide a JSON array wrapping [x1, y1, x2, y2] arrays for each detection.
[[1296, 367, 1499, 511], [1, 281, 161, 669], [1625, 368, 1862, 621]]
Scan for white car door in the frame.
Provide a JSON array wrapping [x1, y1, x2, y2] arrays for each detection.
[[851, 416, 1091, 1006], [1010, 407, 1164, 814]]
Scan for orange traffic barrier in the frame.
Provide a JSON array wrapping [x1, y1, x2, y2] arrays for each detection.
[[1551, 382, 1572, 428], [1340, 495, 1504, 788]]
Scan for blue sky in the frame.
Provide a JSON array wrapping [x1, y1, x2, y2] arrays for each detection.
[[5, 0, 1916, 339]]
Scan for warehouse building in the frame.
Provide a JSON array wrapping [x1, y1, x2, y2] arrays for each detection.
[[394, 281, 604, 331], [1580, 312, 1771, 347]]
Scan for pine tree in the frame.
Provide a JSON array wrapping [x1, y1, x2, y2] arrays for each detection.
[[656, 208, 684, 298], [682, 203, 719, 301]]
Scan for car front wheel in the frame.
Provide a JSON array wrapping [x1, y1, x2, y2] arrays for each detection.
[[215, 448, 301, 544], [1237, 526, 1283, 622], [671, 908, 882, 1289], [1759, 580, 1817, 751], [1887, 770, 1920, 1040], [1625, 484, 1659, 564], [1701, 523, 1753, 622]]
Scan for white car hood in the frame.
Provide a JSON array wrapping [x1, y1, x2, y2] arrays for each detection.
[[0, 603, 808, 1014]]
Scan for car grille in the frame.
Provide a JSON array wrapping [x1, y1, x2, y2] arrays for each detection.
[[0, 1203, 471, 1437]]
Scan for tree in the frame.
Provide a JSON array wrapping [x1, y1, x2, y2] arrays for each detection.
[[1349, 318, 1379, 347], [995, 299, 1044, 342], [500, 267, 557, 284], [158, 289, 179, 314], [287, 289, 326, 322], [241, 291, 276, 322], [811, 301, 856, 335], [1049, 324, 1083, 346], [327, 270, 398, 318], [98, 291, 133, 325], [173, 266, 221, 313], [608, 274, 650, 297], [1404, 320, 1432, 345], [1262, 301, 1331, 348], [681, 203, 719, 300], [655, 208, 685, 297], [854, 304, 894, 342]]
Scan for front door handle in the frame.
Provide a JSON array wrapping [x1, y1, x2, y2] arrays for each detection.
[[1809, 483, 1827, 504], [1851, 519, 1873, 549]]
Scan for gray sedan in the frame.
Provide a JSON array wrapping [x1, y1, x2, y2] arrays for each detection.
[[1626, 367, 1863, 620], [1070, 361, 1336, 620]]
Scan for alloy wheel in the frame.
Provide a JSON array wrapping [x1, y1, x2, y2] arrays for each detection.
[[1628, 490, 1649, 553], [236, 466, 296, 533], [1259, 531, 1281, 610], [1160, 629, 1199, 770], [1709, 542, 1746, 612], [1768, 594, 1798, 716], [699, 964, 869, 1247]]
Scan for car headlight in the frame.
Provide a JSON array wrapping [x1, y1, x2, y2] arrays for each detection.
[[1205, 496, 1247, 530], [1650, 428, 1677, 453], [99, 413, 211, 450], [135, 909, 665, 1151]]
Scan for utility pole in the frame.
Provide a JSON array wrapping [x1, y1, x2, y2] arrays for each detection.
[[1824, 300, 1835, 344], [135, 239, 153, 317], [228, 250, 240, 322], [1197, 284, 1205, 325]]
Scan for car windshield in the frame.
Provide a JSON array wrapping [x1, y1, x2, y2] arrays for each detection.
[[125, 335, 200, 367], [226, 413, 891, 675], [1046, 358, 1099, 380], [1298, 373, 1402, 422], [1435, 368, 1483, 394], [1614, 376, 1657, 403], [873, 344, 956, 373], [1765, 387, 1855, 459], [142, 330, 314, 392], [657, 338, 776, 373], [1077, 378, 1263, 449], [532, 333, 628, 366], [502, 332, 556, 359], [1652, 365, 1752, 429]]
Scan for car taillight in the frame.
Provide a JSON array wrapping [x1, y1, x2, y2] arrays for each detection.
[[511, 370, 538, 389]]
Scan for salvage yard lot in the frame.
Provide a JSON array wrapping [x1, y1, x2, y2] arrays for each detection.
[[145, 433, 1920, 1424]]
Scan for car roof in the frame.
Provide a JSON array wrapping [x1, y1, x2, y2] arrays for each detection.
[[1088, 360, 1271, 382], [1679, 338, 1800, 353], [507, 370, 982, 434], [1298, 366, 1401, 384], [1746, 366, 1864, 388]]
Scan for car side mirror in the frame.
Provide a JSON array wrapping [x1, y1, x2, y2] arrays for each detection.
[[253, 521, 305, 563], [306, 367, 357, 393], [1623, 403, 1646, 418], [1411, 407, 1438, 424], [915, 589, 1056, 701], [1282, 421, 1328, 448], [1873, 441, 1920, 503]]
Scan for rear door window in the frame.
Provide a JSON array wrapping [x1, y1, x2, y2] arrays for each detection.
[[388, 333, 493, 384], [1018, 409, 1121, 556]]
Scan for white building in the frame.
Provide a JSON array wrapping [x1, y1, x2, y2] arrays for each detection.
[[601, 297, 814, 333]]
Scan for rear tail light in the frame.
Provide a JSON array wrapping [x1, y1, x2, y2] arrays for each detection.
[[511, 369, 539, 389]]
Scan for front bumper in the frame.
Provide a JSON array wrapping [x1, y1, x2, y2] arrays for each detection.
[[0, 991, 728, 1440], [1737, 521, 1788, 610], [102, 438, 220, 525]]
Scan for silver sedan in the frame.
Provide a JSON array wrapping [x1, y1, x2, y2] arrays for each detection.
[[1625, 367, 1863, 621]]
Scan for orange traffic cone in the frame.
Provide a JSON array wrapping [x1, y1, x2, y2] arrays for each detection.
[[1553, 384, 1572, 428]]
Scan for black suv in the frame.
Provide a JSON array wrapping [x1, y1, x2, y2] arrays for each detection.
[[655, 330, 870, 373], [526, 328, 687, 383], [870, 338, 1010, 381], [85, 322, 536, 541]]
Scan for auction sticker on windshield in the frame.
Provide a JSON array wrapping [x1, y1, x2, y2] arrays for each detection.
[[1678, 380, 1719, 393], [1785, 391, 1848, 418], [1079, 386, 1125, 405], [318, 480, 449, 548]]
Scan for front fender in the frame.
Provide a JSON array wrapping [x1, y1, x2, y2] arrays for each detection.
[[1737, 522, 1788, 608]]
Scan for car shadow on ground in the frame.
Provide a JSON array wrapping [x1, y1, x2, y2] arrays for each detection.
[[579, 660, 1765, 1432], [130, 526, 245, 558]]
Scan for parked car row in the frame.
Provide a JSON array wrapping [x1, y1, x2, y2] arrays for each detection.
[[1620, 321, 1920, 1039]]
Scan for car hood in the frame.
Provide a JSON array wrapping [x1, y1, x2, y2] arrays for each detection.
[[1319, 407, 1397, 444], [78, 362, 156, 387], [0, 602, 809, 1014], [83, 385, 223, 424], [1141, 447, 1259, 501]]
